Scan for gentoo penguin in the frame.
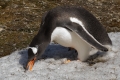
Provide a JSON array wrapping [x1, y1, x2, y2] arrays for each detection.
[[25, 6, 112, 70]]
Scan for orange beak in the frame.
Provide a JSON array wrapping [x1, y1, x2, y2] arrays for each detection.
[[27, 57, 36, 71]]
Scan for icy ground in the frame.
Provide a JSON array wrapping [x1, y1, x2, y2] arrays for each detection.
[[0, 32, 120, 80]]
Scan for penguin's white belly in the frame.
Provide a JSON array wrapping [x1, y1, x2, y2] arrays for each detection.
[[51, 27, 73, 47], [51, 27, 92, 61]]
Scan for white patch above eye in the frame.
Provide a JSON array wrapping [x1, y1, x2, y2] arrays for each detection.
[[70, 17, 84, 27], [29, 47, 38, 54]]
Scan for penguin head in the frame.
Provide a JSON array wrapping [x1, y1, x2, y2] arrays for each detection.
[[28, 47, 37, 59], [25, 47, 38, 71]]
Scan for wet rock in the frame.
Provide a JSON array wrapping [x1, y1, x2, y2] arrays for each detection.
[[112, 0, 120, 4], [0, 25, 6, 32], [0, 28, 4, 32]]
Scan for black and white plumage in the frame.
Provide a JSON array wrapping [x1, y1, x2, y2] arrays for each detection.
[[26, 6, 112, 70]]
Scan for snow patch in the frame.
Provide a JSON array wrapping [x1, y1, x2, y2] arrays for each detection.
[[0, 32, 120, 80]]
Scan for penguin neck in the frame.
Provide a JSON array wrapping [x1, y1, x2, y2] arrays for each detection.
[[30, 29, 51, 47], [29, 31, 51, 59]]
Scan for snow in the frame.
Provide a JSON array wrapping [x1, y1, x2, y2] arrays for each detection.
[[0, 32, 120, 80]]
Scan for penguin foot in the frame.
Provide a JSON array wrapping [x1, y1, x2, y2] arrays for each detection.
[[64, 60, 71, 64], [27, 57, 36, 71]]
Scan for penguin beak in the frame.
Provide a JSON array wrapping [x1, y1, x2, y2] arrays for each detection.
[[26, 57, 36, 71]]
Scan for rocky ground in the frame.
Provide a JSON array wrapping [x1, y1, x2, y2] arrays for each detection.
[[0, 0, 120, 57]]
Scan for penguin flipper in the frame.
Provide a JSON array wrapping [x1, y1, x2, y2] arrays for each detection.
[[64, 24, 108, 52]]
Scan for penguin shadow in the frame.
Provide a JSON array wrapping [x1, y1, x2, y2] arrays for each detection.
[[41, 44, 78, 60], [18, 49, 28, 67], [19, 43, 107, 67]]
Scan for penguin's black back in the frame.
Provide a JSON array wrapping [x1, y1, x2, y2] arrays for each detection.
[[31, 6, 112, 52], [41, 6, 112, 46]]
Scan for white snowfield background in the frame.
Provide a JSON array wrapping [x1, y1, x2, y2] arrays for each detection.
[[0, 32, 120, 80]]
